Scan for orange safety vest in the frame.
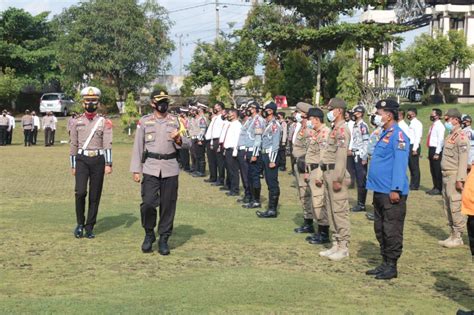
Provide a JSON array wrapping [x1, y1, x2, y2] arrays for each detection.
[[461, 170, 474, 216]]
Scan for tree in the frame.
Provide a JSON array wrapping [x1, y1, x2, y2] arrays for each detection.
[[391, 30, 474, 103], [53, 0, 174, 98], [281, 50, 315, 106], [121, 92, 139, 135], [334, 42, 362, 108], [263, 56, 284, 97], [0, 68, 23, 105], [245, 75, 263, 100]]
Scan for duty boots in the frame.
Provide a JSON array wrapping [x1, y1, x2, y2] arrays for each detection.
[[158, 235, 170, 256], [366, 257, 388, 276], [375, 259, 398, 280], [142, 229, 156, 253], [294, 218, 315, 233], [256, 194, 278, 218], [308, 225, 330, 244], [243, 187, 262, 209], [74, 225, 84, 238], [438, 231, 464, 248], [327, 242, 349, 261]]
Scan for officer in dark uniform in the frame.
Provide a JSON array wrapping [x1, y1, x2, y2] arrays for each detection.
[[256, 102, 281, 218], [366, 99, 410, 280], [130, 89, 191, 255]]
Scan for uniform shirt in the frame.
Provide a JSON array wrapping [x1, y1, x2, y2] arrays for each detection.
[[351, 119, 370, 161], [247, 114, 265, 157], [366, 123, 410, 195], [288, 122, 296, 143], [223, 119, 242, 156], [130, 113, 191, 178], [21, 115, 33, 130], [205, 114, 225, 140], [347, 120, 355, 150], [292, 125, 310, 159], [321, 120, 350, 183], [409, 117, 423, 151], [7, 114, 14, 131], [188, 117, 201, 138], [292, 122, 302, 144], [305, 125, 330, 165], [463, 126, 474, 165], [261, 118, 281, 163], [52, 116, 58, 130], [67, 116, 75, 133], [219, 120, 230, 145], [69, 114, 113, 166], [237, 116, 252, 148], [280, 120, 288, 145], [0, 115, 9, 126], [33, 115, 40, 129], [398, 120, 413, 146], [42, 116, 55, 129], [441, 126, 470, 182], [368, 126, 383, 156], [427, 119, 445, 154]]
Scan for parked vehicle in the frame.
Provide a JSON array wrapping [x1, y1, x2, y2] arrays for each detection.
[[39, 93, 75, 116]]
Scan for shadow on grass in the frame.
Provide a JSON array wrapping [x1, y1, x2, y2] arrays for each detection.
[[95, 213, 138, 235], [416, 221, 449, 240], [356, 240, 380, 266], [432, 271, 474, 310], [170, 224, 206, 249]]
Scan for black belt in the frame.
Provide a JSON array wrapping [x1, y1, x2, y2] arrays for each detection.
[[308, 163, 319, 171], [145, 151, 177, 160], [320, 164, 335, 171]]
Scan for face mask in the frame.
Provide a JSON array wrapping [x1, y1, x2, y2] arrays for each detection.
[[227, 116, 233, 121], [444, 121, 453, 132], [373, 114, 384, 127], [407, 114, 412, 120], [350, 115, 357, 121], [430, 116, 436, 122], [221, 115, 227, 121], [295, 113, 302, 123], [154, 101, 168, 113], [84, 101, 98, 113], [327, 110, 335, 123], [2, 114, 5, 117], [245, 110, 251, 116], [307, 121, 314, 130], [213, 109, 218, 114], [262, 111, 269, 119]]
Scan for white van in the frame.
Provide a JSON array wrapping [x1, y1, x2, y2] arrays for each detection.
[[39, 93, 75, 116]]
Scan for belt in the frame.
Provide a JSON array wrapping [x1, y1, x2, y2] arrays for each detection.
[[191, 136, 198, 140], [239, 146, 247, 150], [320, 164, 335, 172], [146, 152, 177, 160], [263, 148, 273, 154], [78, 149, 104, 157], [308, 163, 319, 171], [247, 147, 254, 152]]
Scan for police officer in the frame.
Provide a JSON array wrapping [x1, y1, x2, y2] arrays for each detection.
[[204, 102, 226, 185], [292, 102, 314, 233], [319, 98, 351, 262], [130, 89, 191, 255], [236, 104, 252, 204], [21, 110, 34, 147], [439, 108, 469, 248], [256, 102, 281, 218], [32, 111, 40, 145], [70, 87, 113, 239], [461, 115, 474, 171], [305, 107, 331, 244], [243, 101, 265, 209], [0, 110, 10, 146], [42, 112, 54, 147], [365, 111, 383, 222], [277, 112, 288, 171], [366, 99, 410, 280], [350, 106, 370, 212], [190, 103, 209, 177]]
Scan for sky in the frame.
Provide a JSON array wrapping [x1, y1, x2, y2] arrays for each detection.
[[0, 0, 429, 75]]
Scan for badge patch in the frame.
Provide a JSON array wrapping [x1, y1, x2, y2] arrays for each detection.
[[147, 134, 154, 141], [398, 142, 406, 150], [460, 145, 467, 153]]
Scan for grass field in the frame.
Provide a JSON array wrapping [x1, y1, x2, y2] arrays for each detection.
[[0, 104, 473, 314]]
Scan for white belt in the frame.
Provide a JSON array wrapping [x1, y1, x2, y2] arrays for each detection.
[[239, 146, 246, 150], [191, 136, 198, 140], [247, 147, 254, 152], [264, 148, 273, 154], [78, 149, 104, 157]]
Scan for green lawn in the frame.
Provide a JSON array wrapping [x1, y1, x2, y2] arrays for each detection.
[[0, 104, 473, 314]]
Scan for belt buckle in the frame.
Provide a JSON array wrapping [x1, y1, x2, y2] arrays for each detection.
[[88, 151, 96, 157]]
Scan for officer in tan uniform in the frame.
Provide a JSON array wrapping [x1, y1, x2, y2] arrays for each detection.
[[21, 110, 34, 146], [42, 112, 55, 147], [319, 98, 351, 261], [70, 87, 113, 239], [305, 107, 331, 245], [439, 108, 470, 248], [130, 89, 192, 256]]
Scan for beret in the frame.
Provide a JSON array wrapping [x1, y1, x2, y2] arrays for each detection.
[[445, 108, 462, 119], [328, 98, 346, 109], [296, 102, 311, 113]]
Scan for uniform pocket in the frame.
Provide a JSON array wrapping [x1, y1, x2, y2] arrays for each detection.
[[450, 193, 462, 208]]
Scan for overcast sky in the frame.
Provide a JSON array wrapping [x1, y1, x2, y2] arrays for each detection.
[[0, 0, 428, 75]]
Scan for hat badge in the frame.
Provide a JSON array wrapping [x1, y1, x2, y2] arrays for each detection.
[[88, 88, 94, 96], [381, 101, 386, 107]]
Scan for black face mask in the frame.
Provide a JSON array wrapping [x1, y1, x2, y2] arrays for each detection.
[[221, 115, 227, 121], [350, 115, 357, 121], [154, 101, 168, 113], [370, 115, 376, 127], [227, 116, 233, 122], [213, 109, 218, 114], [430, 116, 436, 122], [84, 101, 98, 113], [245, 110, 252, 116], [262, 111, 269, 119], [407, 114, 412, 120]]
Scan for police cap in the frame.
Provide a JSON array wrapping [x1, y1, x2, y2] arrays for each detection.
[[307, 107, 324, 120], [264, 102, 277, 113], [353, 105, 366, 114], [445, 108, 462, 119], [328, 98, 346, 110], [151, 89, 170, 103], [296, 102, 311, 113], [375, 99, 399, 110]]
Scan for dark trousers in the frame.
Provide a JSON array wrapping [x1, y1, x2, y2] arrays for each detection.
[[217, 147, 226, 184], [262, 153, 280, 197], [277, 145, 287, 170], [354, 157, 368, 205], [428, 147, 443, 191], [468, 215, 474, 256], [140, 174, 178, 236], [206, 139, 218, 181], [248, 154, 263, 191], [6, 129, 12, 144], [32, 126, 38, 145], [179, 148, 190, 171], [225, 148, 240, 193], [289, 143, 295, 173], [51, 129, 56, 145], [238, 150, 250, 198], [0, 126, 7, 145], [347, 155, 356, 187], [75, 155, 105, 232], [190, 140, 197, 171], [408, 144, 421, 189], [192, 140, 206, 174], [23, 129, 32, 146], [45, 127, 53, 146], [373, 192, 407, 261]]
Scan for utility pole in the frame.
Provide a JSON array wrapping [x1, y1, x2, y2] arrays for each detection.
[[215, 0, 220, 41], [176, 34, 188, 76]]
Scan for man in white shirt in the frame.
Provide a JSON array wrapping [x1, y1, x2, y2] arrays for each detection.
[[345, 110, 356, 189], [398, 110, 413, 143], [426, 108, 445, 195], [31, 111, 40, 145], [223, 109, 242, 196], [51, 113, 58, 145], [218, 109, 231, 189], [407, 108, 423, 190], [204, 102, 226, 185], [6, 111, 15, 145]]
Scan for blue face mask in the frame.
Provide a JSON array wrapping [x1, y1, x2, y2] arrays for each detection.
[[306, 121, 314, 130], [445, 121, 453, 132], [327, 111, 335, 123]]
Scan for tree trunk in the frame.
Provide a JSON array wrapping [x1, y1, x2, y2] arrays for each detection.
[[435, 77, 446, 104], [314, 51, 322, 107]]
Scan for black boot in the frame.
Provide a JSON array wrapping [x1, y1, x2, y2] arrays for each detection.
[[237, 195, 251, 204], [294, 218, 315, 233], [243, 187, 261, 209], [308, 225, 330, 244], [375, 259, 398, 280], [141, 230, 156, 253], [74, 225, 84, 238], [158, 235, 170, 256], [256, 194, 278, 218], [366, 257, 388, 275], [351, 203, 366, 212]]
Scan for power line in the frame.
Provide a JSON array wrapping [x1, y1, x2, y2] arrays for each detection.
[[168, 2, 252, 14]]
